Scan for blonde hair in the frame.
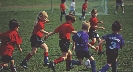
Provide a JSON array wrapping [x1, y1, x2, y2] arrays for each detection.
[[37, 11, 48, 20], [82, 21, 90, 30]]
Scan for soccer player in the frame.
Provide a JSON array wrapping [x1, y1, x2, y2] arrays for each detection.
[[71, 21, 97, 72], [0, 19, 22, 72], [69, 0, 75, 16], [88, 9, 105, 55], [60, 0, 66, 21], [79, 0, 88, 20], [97, 21, 124, 72], [114, 0, 124, 14], [45, 15, 77, 71], [20, 11, 50, 69]]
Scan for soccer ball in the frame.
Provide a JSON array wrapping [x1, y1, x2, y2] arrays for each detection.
[[84, 59, 91, 69]]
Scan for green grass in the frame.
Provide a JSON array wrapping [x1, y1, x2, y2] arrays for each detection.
[[0, 0, 133, 72]]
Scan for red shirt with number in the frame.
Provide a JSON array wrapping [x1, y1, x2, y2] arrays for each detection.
[[0, 29, 22, 56], [32, 21, 45, 38], [60, 3, 66, 11], [54, 22, 74, 40]]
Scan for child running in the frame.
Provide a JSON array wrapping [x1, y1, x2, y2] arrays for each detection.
[[0, 19, 22, 72], [20, 11, 50, 69], [88, 9, 105, 55], [71, 21, 97, 72], [45, 15, 77, 71], [97, 21, 124, 72], [60, 0, 66, 21]]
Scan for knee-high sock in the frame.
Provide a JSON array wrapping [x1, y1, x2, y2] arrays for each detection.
[[54, 57, 64, 64], [66, 55, 72, 69], [90, 60, 96, 72], [99, 44, 102, 52], [100, 64, 110, 72], [71, 60, 81, 66], [25, 53, 33, 61]]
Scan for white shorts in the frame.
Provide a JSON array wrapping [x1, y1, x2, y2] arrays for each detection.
[[116, 3, 124, 6], [70, 7, 75, 11]]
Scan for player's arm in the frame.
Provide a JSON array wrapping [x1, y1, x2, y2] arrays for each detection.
[[71, 31, 77, 34], [88, 43, 97, 51], [40, 29, 49, 34], [16, 44, 22, 52], [97, 26, 105, 30], [96, 39, 105, 49], [72, 41, 75, 51], [44, 31, 56, 40]]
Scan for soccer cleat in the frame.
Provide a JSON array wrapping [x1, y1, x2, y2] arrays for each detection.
[[43, 62, 50, 66], [11, 66, 17, 72], [20, 61, 28, 69], [0, 65, 3, 70], [49, 61, 56, 72]]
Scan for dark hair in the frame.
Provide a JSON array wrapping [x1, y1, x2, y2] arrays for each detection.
[[112, 21, 122, 31], [61, 0, 66, 3], [9, 19, 20, 30], [91, 9, 97, 14], [65, 15, 76, 23]]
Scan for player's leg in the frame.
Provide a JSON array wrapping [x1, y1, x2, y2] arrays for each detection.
[[97, 38, 104, 55], [111, 49, 118, 72], [115, 3, 119, 14], [121, 3, 124, 14], [20, 47, 37, 69], [60, 11, 63, 21], [0, 56, 10, 70], [40, 43, 49, 66], [10, 59, 17, 72]]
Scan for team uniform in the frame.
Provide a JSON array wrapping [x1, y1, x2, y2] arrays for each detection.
[[82, 3, 87, 15], [60, 3, 66, 21], [0, 30, 22, 63], [116, 0, 124, 7], [54, 22, 74, 52], [99, 33, 124, 72], [72, 31, 96, 72], [88, 17, 99, 39], [31, 21, 45, 47]]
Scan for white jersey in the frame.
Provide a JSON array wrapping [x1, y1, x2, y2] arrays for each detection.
[[70, 2, 75, 11]]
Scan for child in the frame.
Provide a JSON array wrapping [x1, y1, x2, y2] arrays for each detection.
[[71, 21, 97, 72], [97, 21, 124, 72], [88, 9, 105, 55], [79, 0, 88, 20], [69, 0, 75, 16], [0, 19, 22, 72], [45, 15, 77, 71], [60, 0, 66, 21], [20, 11, 50, 69], [114, 0, 124, 14]]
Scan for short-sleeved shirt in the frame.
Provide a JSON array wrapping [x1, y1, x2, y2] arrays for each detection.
[[32, 21, 45, 38], [60, 3, 66, 11], [54, 22, 74, 40], [89, 17, 98, 30], [102, 33, 124, 50], [0, 30, 22, 56], [72, 31, 89, 52], [70, 2, 75, 11], [82, 3, 87, 11]]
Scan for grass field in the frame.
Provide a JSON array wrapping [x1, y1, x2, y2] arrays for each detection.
[[0, 0, 133, 72]]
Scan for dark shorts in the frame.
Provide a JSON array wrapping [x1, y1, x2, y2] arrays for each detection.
[[106, 48, 118, 64], [88, 29, 100, 39], [75, 50, 91, 59], [82, 10, 86, 15], [61, 10, 66, 15], [59, 39, 70, 52], [30, 34, 44, 48], [1, 55, 13, 63]]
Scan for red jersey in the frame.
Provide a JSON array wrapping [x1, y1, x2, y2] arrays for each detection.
[[0, 29, 22, 56], [54, 22, 74, 40], [82, 3, 87, 10], [89, 17, 98, 30], [32, 21, 45, 38], [60, 3, 66, 11]]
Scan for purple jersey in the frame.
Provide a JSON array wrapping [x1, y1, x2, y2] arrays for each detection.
[[72, 31, 89, 51], [102, 33, 124, 49]]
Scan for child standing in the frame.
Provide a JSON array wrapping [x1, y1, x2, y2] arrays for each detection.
[[97, 21, 124, 72], [79, 0, 88, 20], [0, 19, 22, 72], [114, 0, 124, 14], [45, 15, 77, 71], [20, 11, 50, 69], [60, 0, 66, 21], [69, 0, 75, 15], [71, 21, 97, 72], [88, 9, 105, 55]]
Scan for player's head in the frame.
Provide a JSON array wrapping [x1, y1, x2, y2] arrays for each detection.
[[85, 0, 88, 3], [81, 21, 90, 32], [9, 19, 20, 30], [112, 21, 122, 32], [91, 9, 98, 17], [72, 0, 75, 2], [61, 0, 66, 3], [65, 15, 76, 23], [37, 11, 49, 22]]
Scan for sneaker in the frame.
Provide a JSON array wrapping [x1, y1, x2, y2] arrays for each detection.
[[20, 61, 28, 69], [43, 62, 50, 66], [49, 61, 56, 72], [0, 65, 3, 70], [11, 66, 17, 72]]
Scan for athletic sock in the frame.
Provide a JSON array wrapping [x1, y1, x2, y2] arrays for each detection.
[[54, 57, 64, 64], [25, 53, 33, 61], [100, 64, 110, 72], [90, 60, 96, 72], [44, 52, 49, 63]]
